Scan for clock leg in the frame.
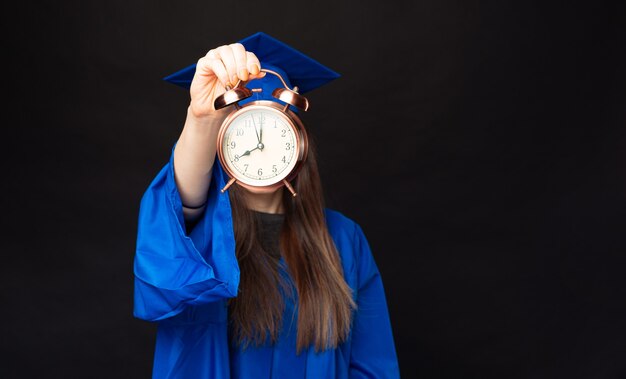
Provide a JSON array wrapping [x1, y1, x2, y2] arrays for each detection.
[[283, 180, 297, 197], [220, 178, 237, 193]]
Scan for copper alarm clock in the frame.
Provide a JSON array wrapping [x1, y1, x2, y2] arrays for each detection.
[[214, 69, 310, 197]]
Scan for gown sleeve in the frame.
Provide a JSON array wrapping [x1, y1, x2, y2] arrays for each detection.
[[349, 224, 401, 378], [133, 143, 239, 321]]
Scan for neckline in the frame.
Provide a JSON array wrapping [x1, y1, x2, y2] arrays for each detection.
[[252, 210, 285, 216], [252, 210, 286, 222]]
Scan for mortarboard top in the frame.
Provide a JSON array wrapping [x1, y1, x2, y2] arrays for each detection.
[[163, 32, 340, 101]]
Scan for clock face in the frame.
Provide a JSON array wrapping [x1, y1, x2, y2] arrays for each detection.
[[221, 107, 299, 187]]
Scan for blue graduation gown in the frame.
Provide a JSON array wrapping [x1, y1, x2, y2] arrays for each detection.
[[133, 145, 400, 378]]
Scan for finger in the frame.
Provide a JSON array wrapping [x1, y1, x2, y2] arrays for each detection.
[[206, 49, 218, 59], [245, 52, 266, 80], [216, 45, 238, 87], [230, 43, 249, 82], [195, 56, 228, 87], [246, 52, 260, 75], [207, 58, 229, 87], [195, 56, 212, 77], [202, 49, 228, 86]]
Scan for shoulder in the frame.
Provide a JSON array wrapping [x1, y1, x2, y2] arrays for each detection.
[[324, 208, 358, 233], [323, 208, 369, 245], [323, 208, 371, 282]]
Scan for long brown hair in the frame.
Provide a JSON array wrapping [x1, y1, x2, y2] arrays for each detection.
[[227, 138, 356, 353]]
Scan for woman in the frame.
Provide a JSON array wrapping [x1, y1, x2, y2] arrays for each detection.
[[133, 32, 400, 378]]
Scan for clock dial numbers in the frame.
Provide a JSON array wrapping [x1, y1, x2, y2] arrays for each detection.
[[222, 109, 298, 186]]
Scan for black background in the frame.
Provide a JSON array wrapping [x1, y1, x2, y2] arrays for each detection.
[[4, 1, 626, 378]]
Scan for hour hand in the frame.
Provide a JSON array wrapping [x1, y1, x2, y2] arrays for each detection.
[[240, 146, 258, 157]]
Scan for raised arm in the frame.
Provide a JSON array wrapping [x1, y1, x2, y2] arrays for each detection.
[[173, 43, 265, 222], [133, 43, 266, 322]]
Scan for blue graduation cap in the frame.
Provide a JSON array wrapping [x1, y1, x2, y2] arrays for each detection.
[[163, 32, 340, 103]]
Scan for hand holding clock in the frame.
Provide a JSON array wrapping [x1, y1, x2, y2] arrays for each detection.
[[174, 43, 267, 221], [189, 44, 266, 119]]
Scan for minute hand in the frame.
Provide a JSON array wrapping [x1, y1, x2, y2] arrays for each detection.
[[251, 115, 260, 143]]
